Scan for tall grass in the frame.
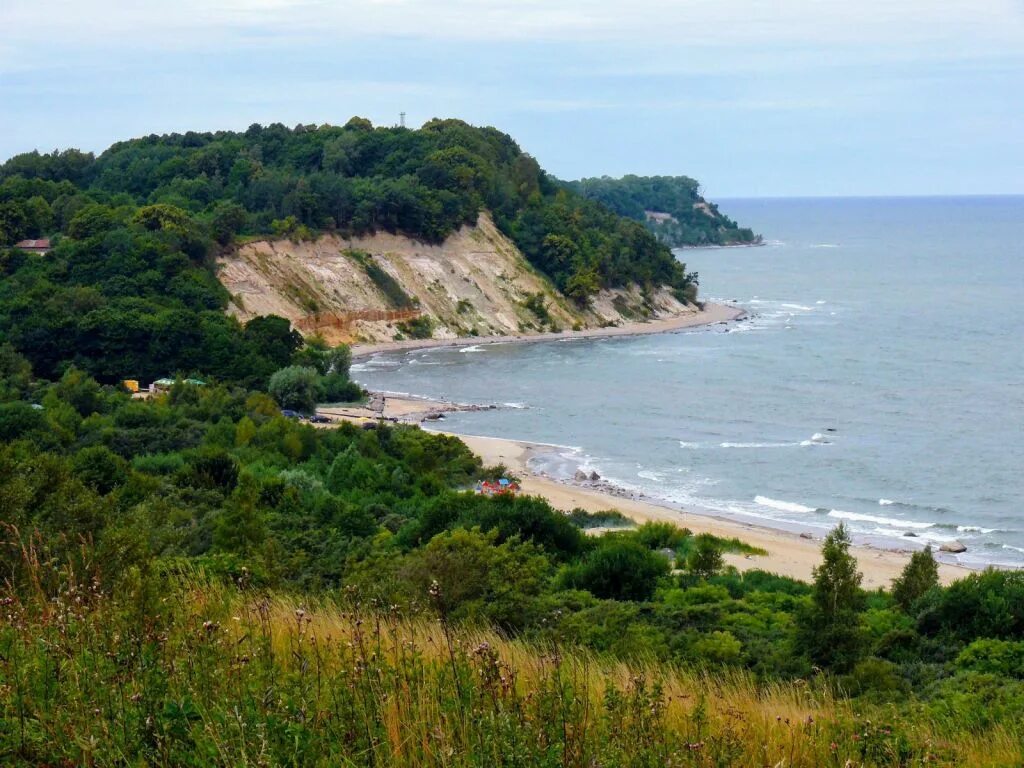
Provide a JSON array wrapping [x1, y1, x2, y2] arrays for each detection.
[[1, 550, 1020, 766]]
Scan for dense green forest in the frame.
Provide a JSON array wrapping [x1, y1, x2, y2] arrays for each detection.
[[566, 174, 760, 247], [0, 119, 699, 389]]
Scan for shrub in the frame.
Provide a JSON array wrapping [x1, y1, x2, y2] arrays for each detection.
[[397, 316, 433, 339], [568, 539, 670, 601], [956, 639, 1024, 678]]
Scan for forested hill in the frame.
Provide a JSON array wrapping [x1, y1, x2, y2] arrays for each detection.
[[0, 118, 703, 384], [565, 174, 760, 247]]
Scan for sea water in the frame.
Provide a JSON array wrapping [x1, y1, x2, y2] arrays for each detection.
[[353, 197, 1024, 568]]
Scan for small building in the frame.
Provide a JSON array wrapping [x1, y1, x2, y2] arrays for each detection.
[[14, 239, 51, 254], [475, 478, 521, 497], [122, 379, 140, 393]]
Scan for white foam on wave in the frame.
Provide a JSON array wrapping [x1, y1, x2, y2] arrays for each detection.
[[351, 356, 400, 372], [1002, 544, 1024, 554], [754, 495, 816, 514], [460, 345, 485, 353], [800, 433, 831, 446], [637, 470, 665, 483], [781, 303, 815, 311], [721, 441, 798, 448], [502, 402, 528, 409], [678, 441, 701, 449], [828, 509, 933, 529], [879, 498, 895, 506], [810, 243, 840, 249], [816, 300, 827, 305], [958, 525, 996, 534]]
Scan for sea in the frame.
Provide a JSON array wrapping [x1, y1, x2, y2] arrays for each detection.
[[352, 197, 1024, 569]]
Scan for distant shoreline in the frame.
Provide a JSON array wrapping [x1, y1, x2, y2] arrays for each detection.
[[672, 239, 766, 251], [351, 302, 745, 359]]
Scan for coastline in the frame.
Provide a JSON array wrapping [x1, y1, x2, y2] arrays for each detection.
[[339, 301, 976, 588], [350, 302, 744, 359], [451, 433, 973, 589]]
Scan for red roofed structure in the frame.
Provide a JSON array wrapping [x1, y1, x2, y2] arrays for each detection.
[[14, 239, 51, 254]]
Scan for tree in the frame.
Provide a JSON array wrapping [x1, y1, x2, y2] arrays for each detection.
[[268, 365, 320, 412], [797, 523, 866, 670], [71, 445, 129, 495], [209, 201, 248, 245], [892, 546, 939, 610], [243, 316, 303, 369], [688, 535, 724, 580]]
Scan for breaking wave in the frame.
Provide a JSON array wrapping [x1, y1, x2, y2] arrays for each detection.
[[754, 495, 816, 514], [827, 509, 934, 529]]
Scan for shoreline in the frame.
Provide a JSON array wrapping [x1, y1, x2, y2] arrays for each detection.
[[449, 432, 973, 589], [339, 302, 978, 588], [350, 302, 745, 359]]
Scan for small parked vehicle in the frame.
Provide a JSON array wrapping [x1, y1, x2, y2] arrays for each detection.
[[308, 414, 331, 423], [280, 409, 301, 419]]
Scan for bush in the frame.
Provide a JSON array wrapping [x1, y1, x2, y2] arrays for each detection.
[[397, 316, 433, 339], [0, 400, 44, 440], [568, 539, 670, 602], [71, 445, 129, 494], [956, 639, 1024, 678]]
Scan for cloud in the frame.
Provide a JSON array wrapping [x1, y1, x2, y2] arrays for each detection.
[[3, 0, 1022, 50]]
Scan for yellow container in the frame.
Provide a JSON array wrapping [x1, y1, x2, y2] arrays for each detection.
[[122, 379, 139, 393]]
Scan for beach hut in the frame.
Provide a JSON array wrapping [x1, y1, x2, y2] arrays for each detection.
[[475, 478, 521, 497]]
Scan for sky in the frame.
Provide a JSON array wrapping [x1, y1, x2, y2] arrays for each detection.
[[2, 0, 1023, 197]]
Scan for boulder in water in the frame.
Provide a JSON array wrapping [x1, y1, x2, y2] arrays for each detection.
[[589, 471, 601, 482], [940, 541, 967, 553], [573, 470, 589, 482], [903, 532, 918, 538]]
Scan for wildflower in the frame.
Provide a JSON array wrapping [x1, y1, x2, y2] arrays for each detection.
[[830, 742, 838, 752]]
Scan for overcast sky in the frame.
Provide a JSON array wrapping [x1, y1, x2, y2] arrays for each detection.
[[2, 0, 1022, 196]]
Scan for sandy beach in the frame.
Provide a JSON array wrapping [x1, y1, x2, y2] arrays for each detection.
[[454, 433, 972, 589], [351, 302, 744, 358]]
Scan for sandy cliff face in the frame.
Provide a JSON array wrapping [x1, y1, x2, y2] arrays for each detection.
[[217, 212, 693, 345]]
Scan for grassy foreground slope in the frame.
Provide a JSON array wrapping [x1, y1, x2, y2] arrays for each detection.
[[3, 568, 1020, 767]]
